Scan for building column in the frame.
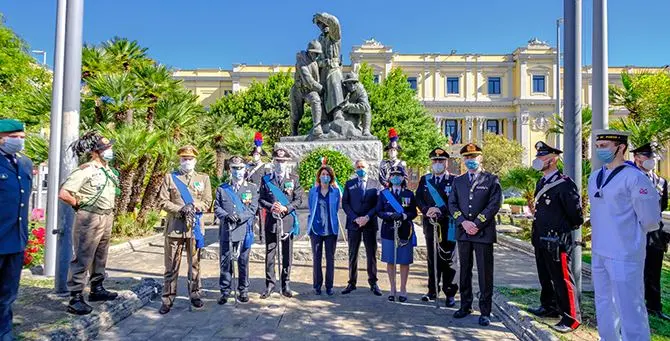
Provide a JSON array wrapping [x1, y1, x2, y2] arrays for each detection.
[[434, 69, 440, 99], [507, 67, 514, 98], [518, 111, 530, 165], [506, 117, 515, 140], [232, 76, 241, 93], [477, 117, 485, 144], [466, 117, 474, 143], [519, 61, 528, 99]]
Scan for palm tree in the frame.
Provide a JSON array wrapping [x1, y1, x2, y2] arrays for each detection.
[[611, 117, 670, 149], [609, 72, 643, 121], [546, 106, 592, 159], [203, 111, 237, 178], [133, 64, 179, 130], [86, 72, 145, 125], [102, 37, 151, 71], [500, 166, 542, 212]]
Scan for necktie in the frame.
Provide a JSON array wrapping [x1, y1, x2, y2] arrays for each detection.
[[539, 178, 547, 188], [5, 154, 17, 168], [469, 174, 475, 184]]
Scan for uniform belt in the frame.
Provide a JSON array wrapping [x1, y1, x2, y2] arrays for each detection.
[[79, 206, 113, 215]]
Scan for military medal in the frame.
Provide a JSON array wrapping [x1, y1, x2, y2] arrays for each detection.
[[193, 181, 203, 191], [545, 198, 551, 205], [241, 191, 252, 204], [401, 197, 409, 207]]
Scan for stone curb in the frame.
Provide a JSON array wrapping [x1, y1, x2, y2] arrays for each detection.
[[107, 233, 165, 256], [496, 233, 592, 279], [37, 278, 162, 341], [492, 289, 560, 341]]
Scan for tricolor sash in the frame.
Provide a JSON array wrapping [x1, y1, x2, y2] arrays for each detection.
[[171, 172, 205, 249]]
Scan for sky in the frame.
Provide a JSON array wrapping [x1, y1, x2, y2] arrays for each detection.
[[2, 0, 669, 70]]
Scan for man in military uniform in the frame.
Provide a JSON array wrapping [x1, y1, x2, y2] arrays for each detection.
[[290, 40, 323, 137], [447, 143, 502, 327], [0, 119, 32, 339], [416, 147, 458, 307], [632, 142, 670, 320], [157, 146, 212, 314], [379, 128, 407, 188], [246, 132, 270, 243], [215, 156, 259, 304], [259, 148, 304, 298], [59, 133, 118, 315], [527, 141, 584, 333], [341, 72, 372, 136]]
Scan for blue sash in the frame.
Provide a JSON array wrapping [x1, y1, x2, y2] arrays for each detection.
[[171, 172, 205, 249], [221, 184, 254, 250], [263, 175, 300, 235], [425, 175, 456, 241], [381, 189, 417, 246]]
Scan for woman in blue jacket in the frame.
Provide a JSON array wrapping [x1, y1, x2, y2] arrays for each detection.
[[307, 166, 341, 296], [376, 166, 417, 302]]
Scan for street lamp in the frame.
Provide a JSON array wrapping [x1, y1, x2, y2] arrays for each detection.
[[32, 50, 47, 65]]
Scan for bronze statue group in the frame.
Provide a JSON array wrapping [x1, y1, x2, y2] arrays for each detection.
[[1, 117, 669, 340]]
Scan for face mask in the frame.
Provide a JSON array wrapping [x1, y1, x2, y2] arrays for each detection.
[[320, 175, 331, 184], [355, 168, 367, 178], [231, 169, 245, 180], [432, 163, 446, 174], [390, 176, 403, 186], [275, 162, 288, 174], [180, 159, 196, 172], [531, 158, 547, 171], [642, 159, 656, 171], [388, 150, 398, 159], [253, 154, 261, 162], [465, 159, 479, 170], [0, 137, 24, 154], [101, 149, 114, 161], [596, 147, 617, 164]]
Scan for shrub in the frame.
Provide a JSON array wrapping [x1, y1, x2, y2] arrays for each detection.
[[113, 210, 161, 238], [23, 222, 46, 268], [297, 148, 354, 190], [503, 197, 527, 206]]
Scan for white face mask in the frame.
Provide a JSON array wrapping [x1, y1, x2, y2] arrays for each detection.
[[180, 158, 196, 172], [101, 149, 114, 161], [642, 159, 656, 171], [431, 162, 446, 174], [0, 137, 25, 154], [388, 150, 398, 160], [531, 158, 546, 171], [253, 154, 261, 162]]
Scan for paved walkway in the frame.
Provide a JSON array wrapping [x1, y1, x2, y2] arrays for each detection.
[[96, 224, 589, 341]]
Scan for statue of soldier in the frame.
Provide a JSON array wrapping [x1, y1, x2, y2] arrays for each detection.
[[290, 40, 324, 137], [313, 12, 346, 122], [341, 72, 372, 136]]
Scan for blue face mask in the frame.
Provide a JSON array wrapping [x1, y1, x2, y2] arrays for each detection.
[[465, 159, 479, 170], [596, 147, 617, 164], [355, 168, 367, 178], [231, 169, 245, 180], [320, 175, 331, 184], [390, 175, 403, 186], [0, 137, 24, 155]]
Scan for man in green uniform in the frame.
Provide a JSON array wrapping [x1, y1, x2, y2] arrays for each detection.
[[158, 145, 212, 314], [59, 134, 119, 315]]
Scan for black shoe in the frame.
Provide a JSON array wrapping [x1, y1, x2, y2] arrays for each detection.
[[239, 293, 249, 303], [67, 292, 93, 315], [398, 296, 407, 303], [281, 289, 293, 298], [217, 294, 229, 305], [191, 298, 204, 308], [315, 288, 322, 296], [421, 293, 436, 302], [158, 303, 171, 315], [552, 321, 578, 333], [453, 309, 472, 319], [528, 306, 560, 318], [89, 284, 118, 302], [342, 284, 356, 295], [260, 287, 274, 299], [479, 316, 491, 326], [445, 296, 456, 308], [370, 284, 382, 296], [648, 310, 670, 321], [388, 295, 395, 302], [327, 288, 335, 296]]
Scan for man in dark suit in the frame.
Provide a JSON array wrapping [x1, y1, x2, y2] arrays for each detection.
[[258, 148, 304, 298], [0, 119, 32, 341], [215, 156, 259, 304], [632, 142, 670, 320], [447, 143, 502, 327], [342, 160, 382, 296], [416, 147, 458, 307]]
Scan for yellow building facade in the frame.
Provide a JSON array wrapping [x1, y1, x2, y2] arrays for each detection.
[[173, 38, 669, 176]]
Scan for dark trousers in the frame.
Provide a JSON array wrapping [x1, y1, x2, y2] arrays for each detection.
[[347, 227, 378, 287], [645, 244, 665, 312], [265, 231, 292, 290], [458, 241, 494, 316], [426, 233, 458, 297], [219, 240, 251, 295], [311, 234, 337, 290], [0, 252, 22, 339], [534, 247, 580, 324]]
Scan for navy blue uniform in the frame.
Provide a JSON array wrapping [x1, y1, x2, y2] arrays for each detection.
[[644, 172, 669, 313], [342, 177, 379, 287], [447, 171, 502, 316], [377, 188, 418, 264], [0, 152, 32, 339]]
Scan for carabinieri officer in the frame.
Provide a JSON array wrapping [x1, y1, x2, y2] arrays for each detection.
[[447, 143, 502, 327], [527, 141, 583, 333]]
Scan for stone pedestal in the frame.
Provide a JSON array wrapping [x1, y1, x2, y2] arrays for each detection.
[[274, 139, 383, 180]]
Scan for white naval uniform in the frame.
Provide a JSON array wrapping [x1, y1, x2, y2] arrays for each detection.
[[587, 164, 661, 341]]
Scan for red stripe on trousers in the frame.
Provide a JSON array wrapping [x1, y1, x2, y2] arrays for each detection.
[[560, 252, 580, 329]]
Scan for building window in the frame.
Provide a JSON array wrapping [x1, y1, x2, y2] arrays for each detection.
[[446, 77, 459, 94], [488, 77, 501, 95], [532, 75, 546, 93], [486, 119, 500, 134], [445, 119, 461, 144], [407, 77, 417, 91], [373, 75, 380, 84], [223, 90, 233, 96]]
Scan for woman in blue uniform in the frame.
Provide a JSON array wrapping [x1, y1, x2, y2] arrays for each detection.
[[307, 166, 341, 296], [376, 166, 417, 302]]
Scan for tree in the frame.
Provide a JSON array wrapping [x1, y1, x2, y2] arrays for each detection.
[[546, 106, 592, 159], [359, 64, 446, 168], [500, 166, 542, 212], [481, 132, 524, 176], [297, 148, 354, 190]]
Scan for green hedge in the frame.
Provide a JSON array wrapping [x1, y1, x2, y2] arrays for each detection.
[[297, 148, 354, 190], [503, 197, 527, 206]]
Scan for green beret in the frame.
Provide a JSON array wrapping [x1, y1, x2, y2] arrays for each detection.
[[0, 119, 25, 133]]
